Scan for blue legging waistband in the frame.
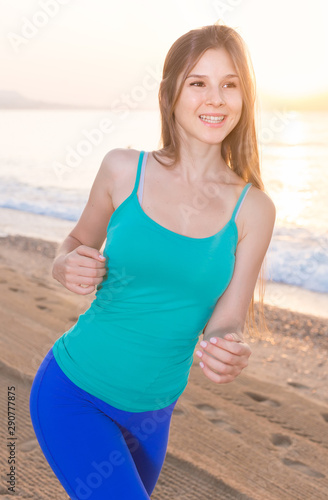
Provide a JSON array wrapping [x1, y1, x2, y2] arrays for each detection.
[[29, 346, 178, 499]]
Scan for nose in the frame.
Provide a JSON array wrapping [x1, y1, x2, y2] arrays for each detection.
[[205, 86, 225, 107]]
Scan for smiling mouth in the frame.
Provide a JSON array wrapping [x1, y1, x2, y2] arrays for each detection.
[[199, 114, 225, 123]]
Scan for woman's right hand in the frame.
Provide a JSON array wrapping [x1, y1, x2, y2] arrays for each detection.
[[52, 245, 107, 295]]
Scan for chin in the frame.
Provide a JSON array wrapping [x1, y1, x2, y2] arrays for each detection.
[[199, 134, 228, 145]]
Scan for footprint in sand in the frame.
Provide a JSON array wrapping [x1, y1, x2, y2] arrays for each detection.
[[195, 404, 240, 434], [271, 433, 292, 447], [173, 408, 185, 415], [245, 392, 281, 408], [209, 419, 241, 434], [195, 403, 219, 415], [9, 287, 21, 292], [36, 305, 51, 311], [20, 438, 39, 452], [321, 413, 328, 423], [282, 458, 325, 478], [0, 279, 8, 284], [287, 381, 310, 390], [35, 296, 46, 301]]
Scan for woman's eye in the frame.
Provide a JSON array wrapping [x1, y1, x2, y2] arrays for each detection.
[[189, 81, 205, 87], [189, 81, 237, 88]]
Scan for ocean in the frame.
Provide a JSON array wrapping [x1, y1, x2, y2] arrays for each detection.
[[0, 109, 327, 316]]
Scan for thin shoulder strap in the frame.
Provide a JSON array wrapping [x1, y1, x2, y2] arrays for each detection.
[[231, 183, 253, 222], [133, 150, 146, 194], [137, 151, 148, 204]]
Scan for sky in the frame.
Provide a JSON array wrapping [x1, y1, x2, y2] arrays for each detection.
[[1, 0, 328, 109]]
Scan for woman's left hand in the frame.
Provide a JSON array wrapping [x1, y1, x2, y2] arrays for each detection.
[[196, 333, 251, 384]]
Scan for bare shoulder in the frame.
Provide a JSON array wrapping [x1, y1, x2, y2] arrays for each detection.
[[101, 148, 140, 175], [248, 185, 276, 213], [100, 147, 141, 191], [240, 184, 276, 241], [99, 148, 145, 209]]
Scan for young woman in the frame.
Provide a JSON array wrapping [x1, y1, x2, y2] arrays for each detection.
[[29, 23, 276, 499]]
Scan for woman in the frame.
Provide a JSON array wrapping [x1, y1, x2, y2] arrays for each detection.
[[29, 23, 276, 499]]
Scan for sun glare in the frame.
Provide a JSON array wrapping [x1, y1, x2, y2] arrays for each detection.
[[242, 0, 328, 100], [280, 119, 307, 145]]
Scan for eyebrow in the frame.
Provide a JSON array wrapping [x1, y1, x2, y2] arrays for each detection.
[[186, 73, 239, 79]]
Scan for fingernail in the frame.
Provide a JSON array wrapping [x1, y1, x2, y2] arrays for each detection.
[[209, 337, 217, 344], [200, 340, 207, 348], [195, 350, 203, 358], [98, 254, 106, 260], [199, 361, 204, 368]]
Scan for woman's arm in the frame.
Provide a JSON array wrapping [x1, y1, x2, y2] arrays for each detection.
[[197, 187, 276, 383], [52, 148, 125, 295]]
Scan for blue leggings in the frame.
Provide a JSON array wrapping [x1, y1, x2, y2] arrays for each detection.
[[29, 347, 178, 499]]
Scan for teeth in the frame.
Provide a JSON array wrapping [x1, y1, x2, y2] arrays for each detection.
[[200, 115, 225, 123]]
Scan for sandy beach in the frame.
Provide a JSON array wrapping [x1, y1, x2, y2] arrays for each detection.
[[0, 234, 328, 499]]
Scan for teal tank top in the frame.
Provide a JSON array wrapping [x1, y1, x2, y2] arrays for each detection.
[[52, 151, 253, 412]]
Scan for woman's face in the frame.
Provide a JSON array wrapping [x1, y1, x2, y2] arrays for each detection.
[[173, 47, 243, 148]]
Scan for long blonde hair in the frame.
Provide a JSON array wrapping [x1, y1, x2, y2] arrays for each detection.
[[153, 23, 270, 338]]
